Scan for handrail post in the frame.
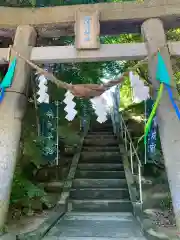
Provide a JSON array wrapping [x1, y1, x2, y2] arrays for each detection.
[[120, 112, 143, 209], [124, 129, 127, 151], [144, 101, 147, 165], [120, 114, 123, 139], [138, 164, 143, 205], [130, 142, 134, 174]]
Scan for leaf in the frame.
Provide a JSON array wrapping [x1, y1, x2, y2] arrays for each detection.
[[28, 0, 36, 7]]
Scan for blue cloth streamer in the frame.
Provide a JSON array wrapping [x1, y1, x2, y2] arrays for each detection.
[[165, 84, 180, 120], [0, 88, 5, 103]]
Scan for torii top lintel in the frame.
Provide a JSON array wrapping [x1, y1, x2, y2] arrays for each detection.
[[0, 0, 180, 37]]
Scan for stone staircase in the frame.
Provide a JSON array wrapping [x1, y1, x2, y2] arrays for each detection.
[[43, 122, 146, 239]]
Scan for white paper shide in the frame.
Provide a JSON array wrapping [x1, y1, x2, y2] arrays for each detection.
[[90, 95, 108, 123], [129, 71, 149, 103], [37, 75, 49, 104], [63, 90, 77, 121]]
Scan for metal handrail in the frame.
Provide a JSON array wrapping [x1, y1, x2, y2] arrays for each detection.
[[119, 113, 143, 205], [110, 87, 143, 205], [120, 115, 142, 167]]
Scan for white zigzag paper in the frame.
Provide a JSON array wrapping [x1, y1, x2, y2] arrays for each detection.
[[64, 99, 76, 107], [38, 75, 48, 84], [37, 75, 49, 104], [64, 102, 76, 112], [63, 90, 77, 121], [90, 96, 107, 123], [129, 71, 149, 103], [63, 95, 74, 104], [97, 115, 107, 124], [65, 91, 74, 99], [65, 109, 77, 121]]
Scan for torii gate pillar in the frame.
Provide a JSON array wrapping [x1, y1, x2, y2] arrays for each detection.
[[0, 25, 37, 229], [142, 18, 180, 230]]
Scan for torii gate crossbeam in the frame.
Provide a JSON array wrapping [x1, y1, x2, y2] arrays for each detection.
[[0, 0, 180, 37], [0, 41, 180, 64]]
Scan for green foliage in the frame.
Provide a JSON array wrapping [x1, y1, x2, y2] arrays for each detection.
[[10, 167, 45, 205], [58, 125, 81, 145], [10, 98, 47, 214], [119, 77, 132, 108], [160, 193, 172, 210], [0, 0, 135, 7], [21, 100, 43, 165], [124, 101, 145, 116]]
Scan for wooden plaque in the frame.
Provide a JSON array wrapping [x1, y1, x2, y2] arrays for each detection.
[[75, 10, 100, 50]]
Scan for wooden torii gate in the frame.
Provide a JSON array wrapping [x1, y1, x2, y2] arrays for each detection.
[[0, 0, 180, 231]]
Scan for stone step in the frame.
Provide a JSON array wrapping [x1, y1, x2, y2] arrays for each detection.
[[39, 181, 64, 193], [44, 237, 145, 240], [89, 131, 113, 134], [91, 122, 112, 126], [86, 135, 115, 139], [70, 188, 129, 200], [87, 131, 113, 135], [77, 163, 124, 171], [35, 165, 69, 182], [83, 138, 117, 146], [75, 170, 125, 179], [90, 126, 112, 131], [90, 128, 113, 132], [43, 212, 146, 239], [62, 212, 134, 221], [82, 146, 119, 152], [73, 179, 127, 188], [69, 199, 132, 212], [86, 136, 115, 140], [45, 212, 144, 238], [80, 152, 122, 163], [80, 157, 122, 164]]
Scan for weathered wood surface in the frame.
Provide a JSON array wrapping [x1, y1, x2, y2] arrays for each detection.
[[1, 41, 180, 64], [0, 0, 180, 37], [31, 43, 147, 63]]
